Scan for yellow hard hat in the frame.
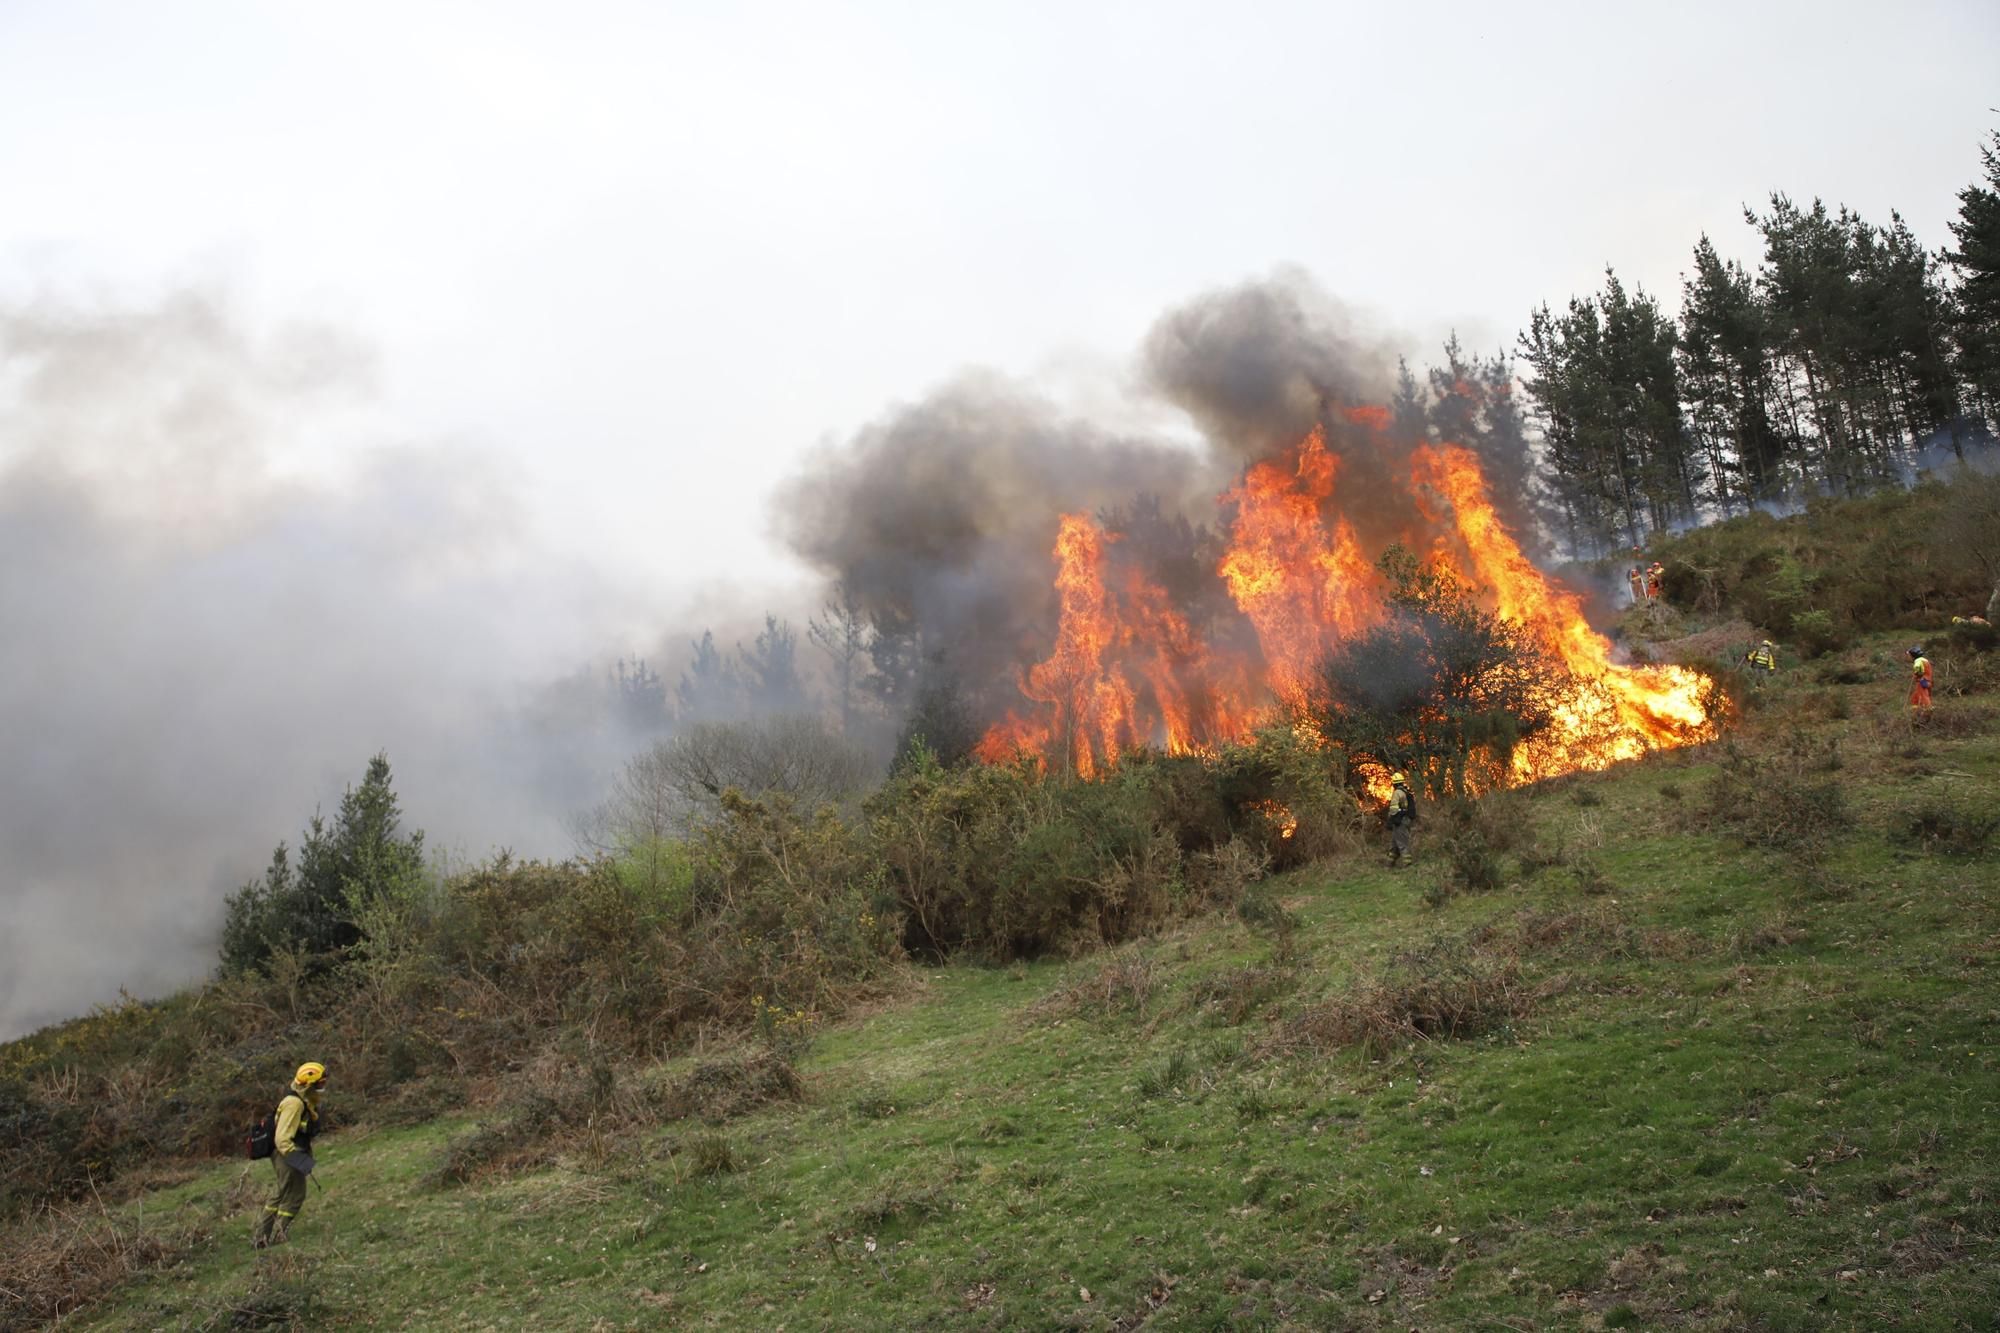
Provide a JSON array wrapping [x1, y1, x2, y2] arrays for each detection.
[[295, 1062, 326, 1087], [1390, 771, 1406, 784]]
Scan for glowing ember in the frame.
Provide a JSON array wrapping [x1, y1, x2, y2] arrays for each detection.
[[978, 417, 1718, 785], [1248, 798, 1299, 839]]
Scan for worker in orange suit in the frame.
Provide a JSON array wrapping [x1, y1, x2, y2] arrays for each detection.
[[1645, 562, 1665, 603], [1907, 646, 1933, 717]]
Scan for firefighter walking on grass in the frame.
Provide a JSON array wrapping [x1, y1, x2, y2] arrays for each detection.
[[1385, 772, 1418, 868], [254, 1062, 326, 1248], [1908, 646, 1934, 718], [1743, 639, 1778, 686]]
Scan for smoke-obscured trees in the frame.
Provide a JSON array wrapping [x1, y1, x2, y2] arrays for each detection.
[[219, 754, 427, 975], [809, 583, 873, 737], [1935, 469, 2000, 622], [582, 715, 876, 856], [1301, 547, 1572, 798]]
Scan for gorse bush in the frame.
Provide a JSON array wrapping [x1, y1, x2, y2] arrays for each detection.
[[866, 744, 1277, 960]]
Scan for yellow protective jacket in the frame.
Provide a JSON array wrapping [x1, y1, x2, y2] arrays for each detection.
[[1387, 787, 1414, 824], [274, 1083, 321, 1157], [1912, 656, 1933, 685], [1747, 644, 1776, 671]]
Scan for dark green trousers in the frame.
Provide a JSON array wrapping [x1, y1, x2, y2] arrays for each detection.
[[254, 1156, 308, 1245]]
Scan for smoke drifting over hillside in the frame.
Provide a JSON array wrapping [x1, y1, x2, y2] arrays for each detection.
[[3, 270, 1531, 1039], [775, 272, 1410, 718], [0, 292, 656, 1039]]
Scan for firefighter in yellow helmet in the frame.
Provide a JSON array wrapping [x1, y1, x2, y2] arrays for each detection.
[[1743, 639, 1778, 685], [1385, 772, 1418, 868], [254, 1062, 326, 1248]]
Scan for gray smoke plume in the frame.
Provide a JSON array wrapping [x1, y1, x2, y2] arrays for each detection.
[[0, 290, 656, 1039], [1142, 267, 1397, 463], [775, 369, 1223, 713], [776, 272, 1413, 712]]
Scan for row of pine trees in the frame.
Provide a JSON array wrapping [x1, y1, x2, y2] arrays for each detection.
[[1447, 132, 2000, 557]]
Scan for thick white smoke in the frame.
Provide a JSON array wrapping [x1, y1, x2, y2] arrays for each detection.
[[0, 290, 662, 1038]]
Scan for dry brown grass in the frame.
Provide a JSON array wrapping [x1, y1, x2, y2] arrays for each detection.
[[1027, 951, 1162, 1025], [655, 1048, 804, 1125], [1263, 936, 1529, 1061], [1179, 964, 1297, 1027], [0, 1194, 205, 1328]]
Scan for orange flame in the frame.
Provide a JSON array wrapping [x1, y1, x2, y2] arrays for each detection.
[[1217, 426, 1381, 702], [978, 420, 1716, 785], [1410, 444, 1713, 776]]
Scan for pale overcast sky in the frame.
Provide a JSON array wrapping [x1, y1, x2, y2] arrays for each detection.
[[6, 0, 1996, 589], [2, 1, 1997, 1032]]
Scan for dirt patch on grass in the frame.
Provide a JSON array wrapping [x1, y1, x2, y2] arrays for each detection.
[[1643, 618, 1760, 664]]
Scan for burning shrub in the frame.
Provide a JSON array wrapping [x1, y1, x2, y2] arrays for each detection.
[[1304, 548, 1577, 798], [1210, 724, 1364, 867]]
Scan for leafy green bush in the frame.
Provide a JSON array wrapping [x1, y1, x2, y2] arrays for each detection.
[[1787, 608, 1850, 658]]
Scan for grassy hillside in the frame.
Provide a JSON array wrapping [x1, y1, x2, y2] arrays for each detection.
[[5, 627, 1996, 1330]]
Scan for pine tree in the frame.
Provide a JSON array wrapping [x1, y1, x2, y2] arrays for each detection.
[[1517, 272, 1692, 552], [1946, 131, 2000, 432], [1679, 235, 1790, 504], [219, 754, 426, 975], [808, 583, 874, 737], [735, 615, 810, 715], [676, 629, 742, 722]]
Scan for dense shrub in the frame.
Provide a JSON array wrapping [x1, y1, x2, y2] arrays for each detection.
[[1649, 474, 1995, 640], [1700, 744, 1848, 857], [1892, 793, 1999, 856], [867, 747, 1273, 960]]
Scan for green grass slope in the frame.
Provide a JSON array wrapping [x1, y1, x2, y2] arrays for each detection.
[[16, 634, 1998, 1331]]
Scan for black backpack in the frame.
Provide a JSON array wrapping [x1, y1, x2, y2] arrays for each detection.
[[245, 1112, 276, 1160], [244, 1091, 317, 1159]]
